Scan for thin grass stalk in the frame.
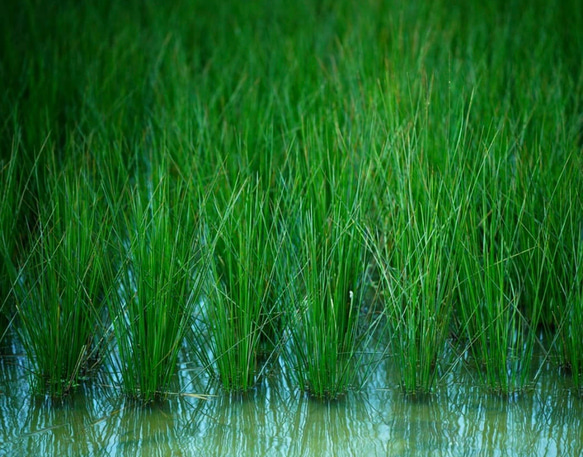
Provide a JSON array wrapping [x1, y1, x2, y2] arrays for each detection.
[[561, 243, 583, 392], [1, 134, 44, 348], [554, 185, 583, 393], [560, 241, 583, 392]]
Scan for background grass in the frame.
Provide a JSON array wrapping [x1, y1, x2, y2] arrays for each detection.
[[0, 0, 581, 400]]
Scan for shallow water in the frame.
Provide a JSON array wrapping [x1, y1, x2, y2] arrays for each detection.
[[1, 340, 582, 457]]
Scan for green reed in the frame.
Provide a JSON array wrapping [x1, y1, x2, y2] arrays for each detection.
[[552, 182, 583, 393], [104, 164, 203, 402], [372, 193, 455, 396], [281, 191, 369, 400], [1, 0, 582, 404], [13, 161, 106, 398], [560, 247, 583, 393], [453, 141, 540, 394], [196, 178, 282, 392]]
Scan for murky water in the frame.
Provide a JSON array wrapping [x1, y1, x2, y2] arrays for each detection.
[[1, 337, 582, 457]]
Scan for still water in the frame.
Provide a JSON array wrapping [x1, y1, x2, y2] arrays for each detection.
[[1, 339, 582, 457]]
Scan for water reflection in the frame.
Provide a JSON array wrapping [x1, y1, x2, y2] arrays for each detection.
[[1, 354, 583, 456], [188, 384, 393, 456], [97, 402, 188, 456]]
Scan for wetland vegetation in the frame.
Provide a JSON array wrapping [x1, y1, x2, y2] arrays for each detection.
[[1, 0, 582, 413]]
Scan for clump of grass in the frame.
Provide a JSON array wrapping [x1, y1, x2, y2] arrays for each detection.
[[373, 196, 455, 396], [13, 160, 106, 398], [281, 195, 368, 400], [458, 241, 527, 394], [197, 178, 282, 392], [558, 250, 583, 393], [104, 165, 203, 403], [362, 78, 466, 397], [455, 143, 543, 395]]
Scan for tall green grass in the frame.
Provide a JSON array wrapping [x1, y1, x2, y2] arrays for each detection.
[[362, 85, 462, 396], [104, 160, 203, 402], [372, 190, 455, 395], [12, 159, 106, 398], [1, 0, 582, 402], [553, 183, 583, 393], [197, 178, 282, 392], [282, 200, 368, 400], [277, 141, 373, 399]]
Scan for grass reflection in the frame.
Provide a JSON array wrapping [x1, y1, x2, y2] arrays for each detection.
[[1, 353, 583, 456]]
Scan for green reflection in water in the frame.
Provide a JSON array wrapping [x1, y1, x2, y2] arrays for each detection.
[[1, 346, 582, 457]]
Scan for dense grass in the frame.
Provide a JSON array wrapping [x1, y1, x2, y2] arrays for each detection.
[[196, 177, 282, 392], [103, 158, 203, 402], [11, 159, 106, 398], [282, 195, 370, 399], [0, 0, 582, 400]]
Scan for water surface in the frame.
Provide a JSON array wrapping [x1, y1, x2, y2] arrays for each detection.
[[1, 342, 582, 456]]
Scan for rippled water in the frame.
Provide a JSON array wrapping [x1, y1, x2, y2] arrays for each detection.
[[1, 337, 582, 457]]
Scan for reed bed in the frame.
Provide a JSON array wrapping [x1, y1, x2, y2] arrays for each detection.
[[1, 0, 582, 402]]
